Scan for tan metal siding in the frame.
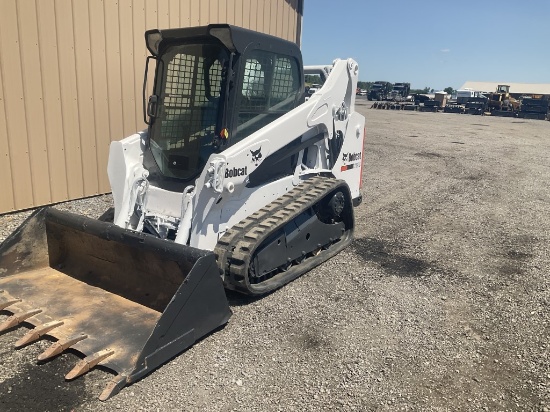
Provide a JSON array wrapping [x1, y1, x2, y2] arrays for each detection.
[[235, 0, 244, 27], [57, 0, 85, 200], [89, 0, 112, 194], [1, 0, 34, 210], [0, 0, 302, 214], [0, 56, 15, 213], [190, 0, 201, 25], [74, 1, 100, 195], [179, 0, 190, 26], [20, 1, 52, 205], [282, 0, 290, 41], [249, 0, 258, 31], [132, 0, 146, 138], [37, 0, 69, 201]]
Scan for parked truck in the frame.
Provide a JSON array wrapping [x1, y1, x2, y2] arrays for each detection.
[[388, 82, 410, 101], [456, 89, 482, 104], [368, 81, 392, 101], [445, 89, 486, 114]]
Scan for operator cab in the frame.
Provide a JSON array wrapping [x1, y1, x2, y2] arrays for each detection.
[[143, 24, 304, 183]]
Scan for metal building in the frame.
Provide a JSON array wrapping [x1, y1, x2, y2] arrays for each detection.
[[0, 0, 304, 214], [460, 81, 550, 97]]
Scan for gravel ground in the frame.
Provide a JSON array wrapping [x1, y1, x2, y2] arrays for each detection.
[[0, 102, 549, 411]]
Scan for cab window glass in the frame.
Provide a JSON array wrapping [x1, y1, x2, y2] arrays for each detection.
[[233, 50, 300, 143], [150, 44, 228, 179]]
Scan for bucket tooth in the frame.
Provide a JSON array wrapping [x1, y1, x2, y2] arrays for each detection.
[[37, 333, 88, 361], [99, 375, 127, 401], [0, 298, 22, 311], [14, 320, 64, 348], [0, 308, 42, 333], [65, 349, 115, 380]]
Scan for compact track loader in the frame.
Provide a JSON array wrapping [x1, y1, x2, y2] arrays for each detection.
[[0, 24, 365, 400]]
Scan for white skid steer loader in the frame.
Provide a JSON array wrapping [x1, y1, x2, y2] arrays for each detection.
[[0, 24, 365, 400]]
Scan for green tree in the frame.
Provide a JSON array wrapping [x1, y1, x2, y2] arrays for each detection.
[[305, 75, 322, 86], [444, 87, 455, 95], [357, 81, 375, 91], [409, 87, 431, 95]]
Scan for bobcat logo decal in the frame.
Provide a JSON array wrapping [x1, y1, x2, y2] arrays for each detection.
[[250, 147, 263, 166], [342, 152, 362, 162]]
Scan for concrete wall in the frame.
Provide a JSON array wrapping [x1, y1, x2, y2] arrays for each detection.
[[0, 0, 303, 213]]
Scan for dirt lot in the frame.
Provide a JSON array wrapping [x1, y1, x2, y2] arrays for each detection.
[[0, 102, 549, 411]]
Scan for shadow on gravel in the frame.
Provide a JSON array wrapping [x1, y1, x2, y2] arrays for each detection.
[[295, 331, 328, 351], [414, 151, 442, 159], [351, 237, 431, 278], [497, 249, 533, 278], [225, 290, 263, 307], [489, 235, 537, 290], [0, 351, 95, 412], [506, 250, 532, 260], [458, 173, 484, 181]]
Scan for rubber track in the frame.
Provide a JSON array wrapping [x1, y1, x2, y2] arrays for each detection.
[[215, 176, 346, 294]]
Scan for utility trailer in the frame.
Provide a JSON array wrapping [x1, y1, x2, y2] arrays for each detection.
[[465, 97, 489, 115], [443, 102, 466, 114], [456, 89, 483, 104], [518, 96, 549, 120], [419, 100, 440, 112], [371, 101, 389, 109], [489, 109, 517, 117]]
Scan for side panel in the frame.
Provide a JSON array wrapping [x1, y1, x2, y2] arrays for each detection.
[[193, 176, 295, 250], [331, 112, 365, 200], [107, 132, 147, 223]]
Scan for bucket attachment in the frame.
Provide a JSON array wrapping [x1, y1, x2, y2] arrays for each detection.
[[0, 208, 232, 400]]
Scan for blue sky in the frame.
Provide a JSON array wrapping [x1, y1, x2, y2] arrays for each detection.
[[301, 0, 550, 91]]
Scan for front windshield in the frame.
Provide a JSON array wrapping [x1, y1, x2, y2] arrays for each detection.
[[150, 43, 228, 180]]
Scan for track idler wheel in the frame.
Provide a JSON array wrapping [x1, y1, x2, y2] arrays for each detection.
[[328, 191, 345, 217], [316, 191, 346, 223]]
